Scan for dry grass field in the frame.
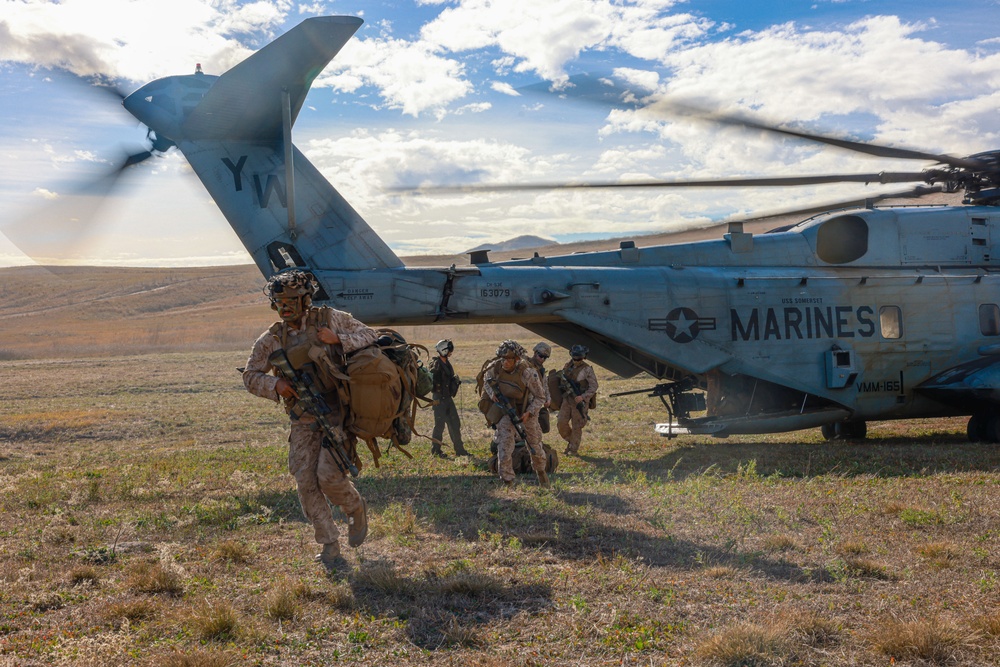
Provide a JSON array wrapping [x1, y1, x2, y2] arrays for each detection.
[[1, 262, 999, 666]]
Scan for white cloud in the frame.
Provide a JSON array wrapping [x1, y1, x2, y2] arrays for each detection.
[[320, 36, 472, 116], [420, 0, 711, 80], [0, 0, 288, 82], [32, 187, 59, 200], [491, 81, 520, 96]]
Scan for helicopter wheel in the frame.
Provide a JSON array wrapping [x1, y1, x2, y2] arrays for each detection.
[[821, 420, 867, 441], [844, 420, 867, 440], [967, 413, 999, 443]]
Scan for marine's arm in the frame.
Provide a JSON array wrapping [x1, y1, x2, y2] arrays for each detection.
[[318, 309, 378, 353], [580, 365, 598, 402], [483, 366, 499, 401], [522, 365, 546, 419], [242, 330, 281, 402]]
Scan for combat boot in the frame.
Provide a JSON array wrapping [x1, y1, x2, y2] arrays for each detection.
[[347, 498, 368, 547], [536, 471, 551, 489], [315, 543, 347, 570]]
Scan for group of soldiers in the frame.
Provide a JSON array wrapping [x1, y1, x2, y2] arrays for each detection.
[[242, 270, 598, 570], [431, 338, 599, 488]]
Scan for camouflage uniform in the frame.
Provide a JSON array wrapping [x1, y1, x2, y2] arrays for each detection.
[[243, 307, 377, 550], [557, 360, 598, 455], [527, 345, 552, 429], [484, 358, 547, 483]]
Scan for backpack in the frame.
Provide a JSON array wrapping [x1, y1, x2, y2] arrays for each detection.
[[343, 329, 434, 465]]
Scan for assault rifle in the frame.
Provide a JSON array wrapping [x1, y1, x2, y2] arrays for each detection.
[[268, 348, 359, 478], [488, 377, 534, 454], [558, 370, 591, 422]]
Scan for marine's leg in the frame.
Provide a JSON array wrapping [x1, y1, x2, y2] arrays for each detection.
[[557, 403, 573, 452], [430, 394, 447, 454], [288, 424, 340, 546], [495, 418, 517, 484], [524, 416, 550, 488], [444, 398, 468, 455], [568, 406, 587, 453], [316, 437, 367, 547]]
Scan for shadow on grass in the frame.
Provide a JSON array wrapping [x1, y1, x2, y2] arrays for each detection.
[[637, 433, 999, 481], [335, 433, 1000, 587], [347, 556, 553, 649], [241, 433, 996, 602], [346, 474, 826, 586]]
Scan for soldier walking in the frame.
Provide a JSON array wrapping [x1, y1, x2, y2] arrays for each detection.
[[527, 342, 552, 434], [482, 340, 550, 488], [242, 270, 373, 570], [557, 344, 599, 456], [429, 339, 469, 457]]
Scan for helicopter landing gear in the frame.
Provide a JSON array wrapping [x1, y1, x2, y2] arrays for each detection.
[[820, 420, 867, 441], [967, 413, 1000, 443]]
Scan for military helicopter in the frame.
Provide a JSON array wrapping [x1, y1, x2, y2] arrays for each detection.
[[8, 15, 1000, 443]]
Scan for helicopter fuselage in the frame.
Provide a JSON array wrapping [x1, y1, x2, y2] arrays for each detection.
[[110, 15, 1000, 440]]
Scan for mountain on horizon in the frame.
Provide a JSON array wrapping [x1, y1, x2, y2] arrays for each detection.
[[465, 235, 556, 253]]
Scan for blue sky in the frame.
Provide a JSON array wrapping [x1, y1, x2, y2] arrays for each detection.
[[1, 0, 1000, 266]]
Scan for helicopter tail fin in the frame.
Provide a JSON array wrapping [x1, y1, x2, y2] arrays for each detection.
[[176, 16, 404, 275]]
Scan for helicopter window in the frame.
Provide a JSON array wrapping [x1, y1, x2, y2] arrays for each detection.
[[979, 304, 1000, 336], [815, 215, 868, 264], [879, 306, 903, 339]]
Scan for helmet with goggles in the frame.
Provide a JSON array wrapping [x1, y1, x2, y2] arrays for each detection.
[[496, 339, 525, 359]]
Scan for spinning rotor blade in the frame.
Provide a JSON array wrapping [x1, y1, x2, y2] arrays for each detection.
[[1, 149, 153, 262], [523, 74, 986, 170], [655, 102, 986, 171], [394, 171, 930, 195]]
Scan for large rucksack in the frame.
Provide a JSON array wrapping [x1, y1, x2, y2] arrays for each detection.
[[346, 329, 434, 464]]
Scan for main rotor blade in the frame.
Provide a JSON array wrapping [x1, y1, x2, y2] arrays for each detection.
[[1, 149, 153, 262], [522, 74, 986, 170], [659, 102, 985, 170], [392, 171, 930, 195]]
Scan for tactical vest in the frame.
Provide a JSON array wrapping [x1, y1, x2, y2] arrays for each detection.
[[496, 361, 529, 404], [563, 361, 591, 392], [269, 306, 346, 415]]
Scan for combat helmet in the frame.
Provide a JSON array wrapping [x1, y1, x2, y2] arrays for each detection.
[[496, 339, 525, 359], [570, 344, 589, 360], [435, 339, 455, 356], [265, 270, 317, 310], [532, 342, 551, 358]]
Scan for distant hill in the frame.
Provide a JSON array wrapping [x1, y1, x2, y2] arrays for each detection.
[[465, 235, 555, 253]]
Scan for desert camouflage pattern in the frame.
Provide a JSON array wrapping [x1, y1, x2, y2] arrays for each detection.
[[243, 306, 376, 547], [243, 307, 378, 404], [288, 421, 363, 544], [485, 361, 546, 482], [557, 361, 598, 454], [527, 356, 551, 406]]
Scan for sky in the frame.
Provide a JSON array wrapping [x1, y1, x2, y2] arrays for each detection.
[[1, 0, 1000, 267]]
